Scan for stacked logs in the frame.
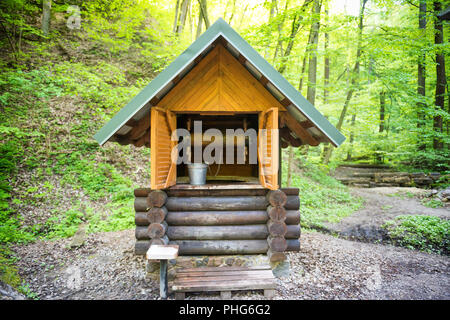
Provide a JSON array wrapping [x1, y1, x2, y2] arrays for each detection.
[[266, 190, 287, 262], [134, 187, 301, 255], [139, 190, 169, 251]]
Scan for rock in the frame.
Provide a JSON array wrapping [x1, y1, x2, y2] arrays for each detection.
[[437, 187, 450, 201], [69, 223, 87, 248], [413, 177, 434, 185], [271, 258, 291, 278], [426, 190, 438, 198], [0, 281, 26, 300], [429, 172, 441, 181]]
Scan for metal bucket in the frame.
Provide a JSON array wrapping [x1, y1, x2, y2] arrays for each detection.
[[187, 163, 208, 185]]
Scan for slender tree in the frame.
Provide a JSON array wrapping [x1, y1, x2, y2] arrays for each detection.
[[175, 0, 190, 35], [272, 0, 289, 64], [417, 0, 427, 151], [196, 6, 203, 39], [306, 0, 322, 106], [173, 0, 181, 33], [433, 1, 446, 150], [227, 0, 237, 25], [323, 0, 329, 104], [278, 0, 313, 74], [42, 0, 52, 36], [322, 0, 368, 165], [198, 0, 210, 29]]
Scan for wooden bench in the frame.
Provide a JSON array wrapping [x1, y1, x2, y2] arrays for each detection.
[[171, 265, 277, 299]]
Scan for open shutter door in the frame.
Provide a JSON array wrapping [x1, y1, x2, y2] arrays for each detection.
[[151, 107, 177, 190], [258, 108, 279, 190]]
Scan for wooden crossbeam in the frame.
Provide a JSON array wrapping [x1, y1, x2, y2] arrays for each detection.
[[150, 96, 160, 106], [238, 54, 247, 65], [300, 120, 315, 129], [133, 129, 150, 147], [129, 114, 151, 140], [125, 119, 138, 127], [259, 75, 269, 86], [114, 135, 131, 145], [280, 113, 319, 146], [279, 127, 302, 147], [280, 98, 291, 107]]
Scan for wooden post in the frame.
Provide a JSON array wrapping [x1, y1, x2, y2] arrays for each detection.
[[160, 259, 168, 299], [146, 245, 179, 299]]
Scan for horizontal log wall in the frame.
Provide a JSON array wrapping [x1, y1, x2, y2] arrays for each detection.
[[135, 224, 300, 240], [135, 239, 301, 255], [134, 187, 301, 255], [135, 210, 300, 226], [135, 195, 300, 212]]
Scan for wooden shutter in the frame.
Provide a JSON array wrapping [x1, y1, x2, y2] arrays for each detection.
[[258, 108, 279, 190], [151, 107, 177, 190]]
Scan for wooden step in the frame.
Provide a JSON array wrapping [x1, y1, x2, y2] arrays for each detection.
[[171, 265, 277, 299]]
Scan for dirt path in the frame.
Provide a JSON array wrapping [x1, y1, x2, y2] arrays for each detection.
[[323, 187, 450, 241], [9, 228, 449, 300]]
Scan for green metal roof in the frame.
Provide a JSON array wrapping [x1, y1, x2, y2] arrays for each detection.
[[94, 18, 345, 147]]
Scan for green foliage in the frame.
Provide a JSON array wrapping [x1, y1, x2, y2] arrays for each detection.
[[0, 245, 21, 288], [282, 152, 363, 229], [421, 198, 444, 209], [18, 282, 39, 300], [382, 215, 450, 255], [0, 140, 35, 244]]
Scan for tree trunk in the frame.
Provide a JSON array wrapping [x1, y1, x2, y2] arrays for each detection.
[[346, 114, 356, 161], [286, 146, 294, 187], [196, 7, 203, 39], [322, 0, 367, 165], [176, 0, 190, 35], [433, 1, 446, 150], [417, 0, 427, 151], [173, 0, 181, 33], [228, 0, 237, 25], [306, 0, 322, 106], [379, 91, 385, 133], [198, 0, 210, 29], [264, 0, 278, 59], [42, 0, 52, 36], [272, 0, 289, 65], [323, 0, 329, 104], [298, 32, 313, 95]]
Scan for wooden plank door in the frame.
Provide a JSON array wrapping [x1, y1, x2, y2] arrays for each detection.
[[151, 107, 177, 190], [258, 108, 279, 190]]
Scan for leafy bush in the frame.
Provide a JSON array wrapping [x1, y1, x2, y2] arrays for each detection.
[[382, 215, 450, 255]]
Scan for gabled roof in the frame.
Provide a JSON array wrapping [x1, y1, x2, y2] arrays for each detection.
[[94, 18, 345, 147]]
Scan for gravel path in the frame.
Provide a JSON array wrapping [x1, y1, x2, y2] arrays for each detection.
[[10, 229, 449, 300], [323, 187, 450, 241]]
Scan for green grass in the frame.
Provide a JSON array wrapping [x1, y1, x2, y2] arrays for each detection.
[[282, 156, 363, 230], [382, 215, 450, 255]]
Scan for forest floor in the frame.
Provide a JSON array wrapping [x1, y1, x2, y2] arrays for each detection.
[[322, 187, 450, 242], [5, 187, 449, 300]]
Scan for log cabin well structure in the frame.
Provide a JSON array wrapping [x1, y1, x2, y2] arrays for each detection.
[[94, 18, 344, 264]]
